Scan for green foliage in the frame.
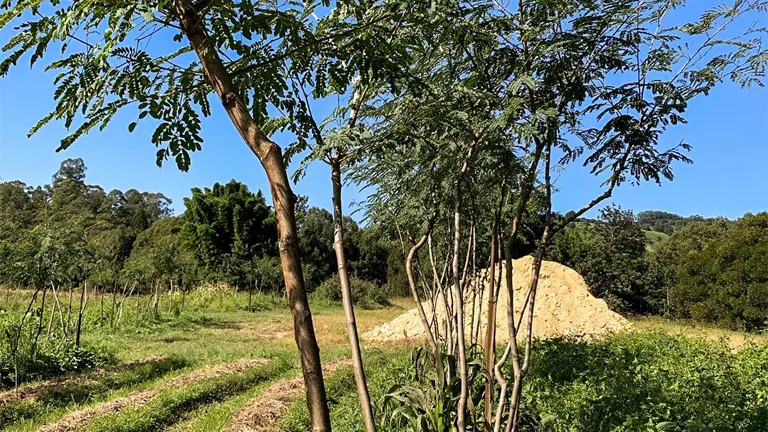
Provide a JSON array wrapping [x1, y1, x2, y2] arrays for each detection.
[[123, 215, 196, 292], [296, 205, 336, 291], [637, 211, 709, 235], [310, 275, 390, 310], [305, 335, 768, 432], [548, 206, 660, 314], [514, 333, 768, 431], [671, 213, 768, 331], [183, 180, 277, 288], [0, 292, 111, 390], [383, 345, 486, 431]]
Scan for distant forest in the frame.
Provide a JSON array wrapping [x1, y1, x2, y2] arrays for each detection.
[[2, 159, 766, 330], [0, 159, 407, 302], [549, 207, 768, 330]]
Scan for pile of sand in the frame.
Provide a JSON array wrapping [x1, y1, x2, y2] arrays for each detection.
[[364, 256, 630, 343]]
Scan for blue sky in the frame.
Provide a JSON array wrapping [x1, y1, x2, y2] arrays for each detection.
[[0, 3, 766, 220]]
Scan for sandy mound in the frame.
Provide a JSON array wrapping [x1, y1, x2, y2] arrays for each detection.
[[364, 256, 630, 343]]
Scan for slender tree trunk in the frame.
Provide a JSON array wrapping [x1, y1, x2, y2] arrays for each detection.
[[15, 287, 42, 389], [168, 279, 174, 314], [32, 286, 48, 358], [428, 236, 453, 353], [46, 286, 56, 339], [65, 286, 73, 339], [484, 212, 501, 431], [153, 281, 160, 318], [454, 139, 477, 429], [75, 281, 87, 349], [118, 283, 136, 325], [506, 142, 554, 432], [453, 184, 469, 430], [174, 2, 330, 428], [406, 218, 440, 356], [330, 156, 376, 432], [99, 286, 104, 326], [111, 283, 118, 328], [49, 284, 64, 339], [248, 277, 253, 310]]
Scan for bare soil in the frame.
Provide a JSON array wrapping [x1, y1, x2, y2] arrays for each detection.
[[364, 256, 630, 343]]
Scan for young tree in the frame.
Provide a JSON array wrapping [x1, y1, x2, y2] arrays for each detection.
[[0, 1, 383, 425]]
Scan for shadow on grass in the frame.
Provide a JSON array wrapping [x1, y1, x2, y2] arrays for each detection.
[[0, 356, 189, 427]]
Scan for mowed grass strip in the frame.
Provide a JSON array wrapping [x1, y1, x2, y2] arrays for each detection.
[[83, 357, 291, 432], [0, 356, 189, 430], [224, 358, 352, 432], [279, 362, 359, 432], [172, 367, 298, 432]]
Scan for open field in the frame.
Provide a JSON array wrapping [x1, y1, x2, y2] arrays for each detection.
[[2, 290, 767, 431]]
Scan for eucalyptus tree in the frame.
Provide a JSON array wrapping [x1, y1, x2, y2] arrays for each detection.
[[0, 0, 411, 426]]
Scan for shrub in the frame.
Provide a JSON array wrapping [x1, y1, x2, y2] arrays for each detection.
[[383, 344, 486, 431], [310, 275, 390, 309], [0, 306, 110, 389]]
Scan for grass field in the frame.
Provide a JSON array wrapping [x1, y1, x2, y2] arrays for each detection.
[[1, 289, 767, 431]]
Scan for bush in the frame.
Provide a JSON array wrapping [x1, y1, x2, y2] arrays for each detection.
[[311, 275, 390, 309], [0, 307, 109, 389]]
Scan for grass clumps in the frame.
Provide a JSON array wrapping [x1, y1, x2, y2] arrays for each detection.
[[0, 356, 189, 428]]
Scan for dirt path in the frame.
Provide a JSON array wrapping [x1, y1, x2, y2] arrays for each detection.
[[225, 358, 353, 432], [0, 356, 169, 405], [38, 358, 269, 432]]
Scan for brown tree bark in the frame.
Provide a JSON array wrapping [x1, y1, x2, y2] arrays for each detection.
[[75, 281, 87, 348], [484, 180, 507, 431], [454, 140, 476, 430], [404, 198, 440, 357], [32, 286, 48, 358], [330, 156, 376, 432], [174, 2, 330, 429]]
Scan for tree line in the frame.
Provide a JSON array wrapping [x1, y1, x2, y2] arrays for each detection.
[[0, 159, 405, 299], [548, 207, 768, 331]]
